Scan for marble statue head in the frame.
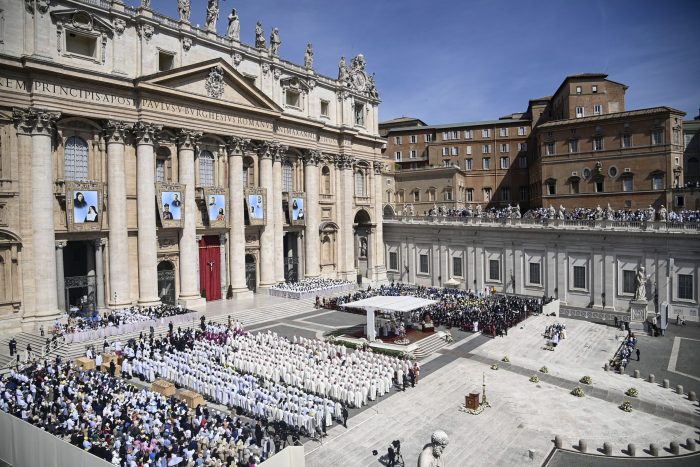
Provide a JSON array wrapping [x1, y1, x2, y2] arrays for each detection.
[[431, 430, 449, 457]]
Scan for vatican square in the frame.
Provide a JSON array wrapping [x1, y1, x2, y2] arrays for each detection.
[[0, 1, 698, 467]]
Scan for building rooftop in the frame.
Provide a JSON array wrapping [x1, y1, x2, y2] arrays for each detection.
[[537, 106, 686, 128], [379, 116, 428, 126], [382, 117, 531, 134]]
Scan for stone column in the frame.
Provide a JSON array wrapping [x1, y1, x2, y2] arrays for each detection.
[[13, 110, 37, 325], [94, 239, 106, 309], [55, 241, 67, 312], [30, 109, 62, 323], [339, 155, 356, 280], [372, 161, 387, 281], [226, 137, 252, 297], [334, 161, 345, 275], [257, 142, 276, 288], [273, 148, 286, 283], [303, 150, 321, 278], [103, 121, 132, 307], [176, 129, 205, 307], [134, 121, 161, 306], [220, 233, 228, 294]]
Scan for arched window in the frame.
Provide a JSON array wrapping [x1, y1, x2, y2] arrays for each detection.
[[282, 161, 293, 192], [155, 146, 170, 183], [199, 150, 215, 186], [64, 136, 88, 180], [321, 166, 331, 194], [354, 170, 365, 196]]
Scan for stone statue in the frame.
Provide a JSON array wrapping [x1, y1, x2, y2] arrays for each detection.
[[367, 73, 379, 99], [360, 237, 368, 258], [205, 0, 219, 33], [408, 203, 415, 216], [226, 8, 240, 41], [255, 21, 266, 49], [659, 205, 667, 221], [594, 204, 603, 220], [634, 267, 647, 301], [269, 28, 281, 56], [475, 204, 482, 216], [558, 204, 565, 220], [418, 430, 449, 467], [304, 43, 314, 69], [514, 203, 521, 219], [178, 0, 190, 22], [548, 205, 556, 218], [606, 203, 614, 221], [141, 0, 151, 8], [338, 56, 349, 84], [647, 204, 656, 222]]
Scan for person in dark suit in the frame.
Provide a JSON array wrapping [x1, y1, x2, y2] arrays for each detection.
[[163, 204, 173, 220], [341, 405, 348, 428], [171, 193, 181, 207]]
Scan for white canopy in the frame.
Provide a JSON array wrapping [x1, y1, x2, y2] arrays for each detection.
[[341, 296, 436, 313], [340, 296, 436, 341]]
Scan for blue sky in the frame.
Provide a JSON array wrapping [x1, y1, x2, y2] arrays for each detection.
[[136, 0, 699, 123]]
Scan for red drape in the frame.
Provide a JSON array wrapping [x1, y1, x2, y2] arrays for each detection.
[[198, 235, 221, 301]]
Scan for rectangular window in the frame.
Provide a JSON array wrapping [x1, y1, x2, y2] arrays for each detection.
[[500, 157, 509, 169], [482, 144, 491, 154], [518, 155, 527, 168], [158, 51, 175, 71], [652, 175, 663, 190], [410, 135, 417, 144], [573, 265, 587, 289], [483, 187, 491, 202], [465, 158, 473, 171], [394, 136, 402, 144], [66, 31, 97, 58], [545, 142, 555, 155], [519, 186, 529, 200], [518, 126, 526, 136], [286, 90, 301, 108], [623, 270, 636, 294], [500, 187, 510, 201], [623, 177, 633, 192], [410, 150, 417, 159], [464, 130, 473, 139], [442, 132, 449, 141], [593, 136, 603, 151], [451, 147, 459, 156], [354, 104, 365, 126], [570, 180, 579, 194], [413, 191, 420, 202], [395, 151, 402, 161], [444, 190, 453, 201], [466, 188, 474, 202], [652, 129, 664, 145], [442, 147, 449, 156], [452, 257, 463, 277], [320, 100, 329, 117], [389, 252, 399, 271], [424, 134, 433, 142], [517, 142, 527, 152], [676, 195, 685, 207], [155, 159, 166, 183], [595, 180, 604, 192], [678, 274, 694, 300], [482, 158, 491, 170], [452, 131, 459, 140], [529, 263, 541, 285], [547, 183, 556, 195], [569, 139, 579, 153], [482, 129, 491, 138], [673, 129, 681, 145], [466, 145, 473, 155], [500, 143, 509, 153], [593, 104, 602, 115], [489, 259, 500, 281], [575, 106, 584, 118], [419, 254, 429, 274], [592, 85, 598, 93], [576, 86, 582, 94], [499, 128, 508, 137], [622, 134, 631, 148]]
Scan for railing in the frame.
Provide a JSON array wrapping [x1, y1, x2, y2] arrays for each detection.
[[354, 195, 371, 205], [385, 215, 700, 233], [319, 193, 335, 203]]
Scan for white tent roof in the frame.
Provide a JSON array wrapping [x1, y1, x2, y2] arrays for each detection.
[[340, 295, 437, 313]]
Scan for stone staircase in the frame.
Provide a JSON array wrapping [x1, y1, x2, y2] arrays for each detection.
[[0, 297, 316, 372], [413, 332, 450, 360]]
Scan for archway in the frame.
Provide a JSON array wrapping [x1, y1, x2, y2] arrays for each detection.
[[383, 204, 395, 218], [245, 254, 257, 292], [354, 209, 373, 282], [157, 261, 176, 305]]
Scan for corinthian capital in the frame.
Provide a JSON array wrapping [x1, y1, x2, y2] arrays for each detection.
[[335, 153, 355, 170], [301, 149, 321, 166], [176, 128, 202, 150], [373, 160, 385, 175], [226, 136, 251, 156], [12, 107, 60, 136], [133, 121, 162, 146], [103, 120, 132, 144], [271, 144, 288, 163], [256, 140, 281, 160]]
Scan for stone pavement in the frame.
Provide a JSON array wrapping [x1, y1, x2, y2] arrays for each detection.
[[303, 314, 700, 467]]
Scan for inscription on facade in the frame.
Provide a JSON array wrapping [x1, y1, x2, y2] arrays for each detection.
[[276, 124, 317, 141]]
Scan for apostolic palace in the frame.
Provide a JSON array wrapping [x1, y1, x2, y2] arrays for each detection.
[[0, 0, 387, 331]]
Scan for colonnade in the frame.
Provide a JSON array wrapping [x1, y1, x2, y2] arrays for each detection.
[[11, 110, 384, 324]]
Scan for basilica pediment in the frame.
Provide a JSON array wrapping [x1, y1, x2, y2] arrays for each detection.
[[137, 58, 281, 113]]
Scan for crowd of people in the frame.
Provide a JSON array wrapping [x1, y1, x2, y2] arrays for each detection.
[[55, 304, 191, 337], [328, 283, 545, 338], [270, 278, 353, 293], [543, 322, 567, 349], [0, 359, 275, 466], [613, 333, 639, 371]]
